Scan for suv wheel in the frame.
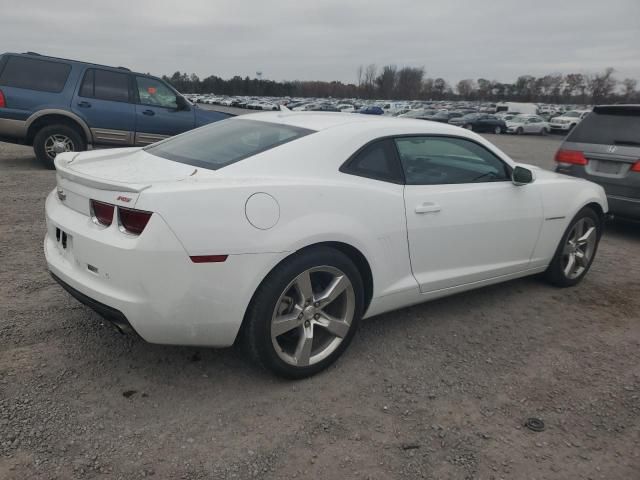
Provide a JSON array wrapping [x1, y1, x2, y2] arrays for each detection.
[[544, 207, 602, 287], [34, 124, 86, 169], [243, 246, 364, 379]]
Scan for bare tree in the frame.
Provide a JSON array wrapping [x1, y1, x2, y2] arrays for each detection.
[[396, 67, 424, 99], [587, 68, 617, 104], [622, 78, 638, 101], [456, 79, 476, 99], [375, 65, 397, 99], [363, 64, 377, 99]]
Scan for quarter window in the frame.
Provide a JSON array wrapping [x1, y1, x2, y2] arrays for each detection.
[[395, 136, 510, 185], [79, 68, 131, 103], [0, 56, 70, 93], [342, 139, 404, 183], [135, 76, 178, 109]]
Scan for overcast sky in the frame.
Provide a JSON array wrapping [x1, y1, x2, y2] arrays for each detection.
[[2, 0, 639, 84]]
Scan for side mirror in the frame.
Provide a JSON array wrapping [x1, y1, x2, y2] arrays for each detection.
[[176, 96, 190, 111], [512, 166, 534, 186]]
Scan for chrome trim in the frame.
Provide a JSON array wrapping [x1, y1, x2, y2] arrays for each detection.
[[90, 128, 134, 145], [135, 132, 169, 146], [545, 216, 566, 221], [0, 118, 27, 138]]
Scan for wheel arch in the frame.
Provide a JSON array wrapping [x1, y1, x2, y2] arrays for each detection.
[[236, 240, 374, 343], [25, 110, 92, 145]]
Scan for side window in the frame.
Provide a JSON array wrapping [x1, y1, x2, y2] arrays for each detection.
[[342, 139, 403, 183], [0, 56, 70, 93], [395, 136, 511, 185], [135, 76, 177, 109], [79, 68, 131, 102]]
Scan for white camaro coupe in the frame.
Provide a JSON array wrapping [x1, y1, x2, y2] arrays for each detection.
[[45, 112, 607, 378]]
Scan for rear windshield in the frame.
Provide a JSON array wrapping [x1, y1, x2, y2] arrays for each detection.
[[0, 55, 71, 93], [145, 119, 314, 170], [567, 108, 640, 146]]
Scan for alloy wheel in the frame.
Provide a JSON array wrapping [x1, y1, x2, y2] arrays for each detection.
[[271, 266, 355, 367], [562, 217, 597, 279], [44, 134, 75, 160]]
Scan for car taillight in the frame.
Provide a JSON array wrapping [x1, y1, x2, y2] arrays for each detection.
[[118, 206, 152, 235], [90, 200, 115, 226], [554, 149, 587, 165], [631, 161, 640, 172], [0, 89, 5, 108]]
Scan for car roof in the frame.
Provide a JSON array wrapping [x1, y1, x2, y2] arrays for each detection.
[[235, 111, 468, 135], [3, 51, 142, 75]]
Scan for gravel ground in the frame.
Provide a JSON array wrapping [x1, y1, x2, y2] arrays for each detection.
[[1, 121, 639, 479]]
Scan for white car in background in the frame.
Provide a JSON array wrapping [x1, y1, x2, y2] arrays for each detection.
[[549, 110, 591, 132], [337, 104, 356, 113], [45, 112, 607, 378], [506, 115, 551, 135]]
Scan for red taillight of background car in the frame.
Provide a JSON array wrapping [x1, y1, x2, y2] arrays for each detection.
[[118, 206, 152, 235], [0, 89, 6, 108], [554, 149, 587, 165], [631, 161, 640, 172], [90, 200, 115, 226]]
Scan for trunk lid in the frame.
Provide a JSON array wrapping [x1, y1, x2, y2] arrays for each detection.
[[53, 147, 203, 215]]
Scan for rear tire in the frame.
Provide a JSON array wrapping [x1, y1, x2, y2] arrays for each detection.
[[544, 207, 602, 287], [33, 124, 85, 169], [243, 246, 364, 379]]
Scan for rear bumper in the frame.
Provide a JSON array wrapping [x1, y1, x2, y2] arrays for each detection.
[[607, 195, 640, 219], [50, 272, 136, 335], [44, 189, 287, 347]]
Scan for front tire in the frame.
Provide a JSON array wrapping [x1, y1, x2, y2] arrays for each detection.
[[544, 207, 602, 287], [33, 124, 85, 169], [516, 127, 524, 135], [243, 246, 364, 379]]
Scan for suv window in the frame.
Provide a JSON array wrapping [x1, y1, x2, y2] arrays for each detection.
[[135, 76, 178, 109], [395, 136, 510, 185], [567, 107, 640, 146], [146, 119, 313, 170], [79, 68, 130, 103], [0, 56, 71, 93], [342, 139, 404, 183]]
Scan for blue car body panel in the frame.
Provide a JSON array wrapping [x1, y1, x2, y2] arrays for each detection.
[[0, 52, 231, 148]]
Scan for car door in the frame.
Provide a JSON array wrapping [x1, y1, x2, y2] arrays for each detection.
[[526, 117, 540, 133], [396, 135, 544, 292], [72, 68, 136, 146], [133, 76, 195, 145]]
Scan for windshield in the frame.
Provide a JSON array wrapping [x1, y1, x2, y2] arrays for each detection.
[[511, 116, 527, 123], [146, 119, 314, 170], [563, 111, 580, 118]]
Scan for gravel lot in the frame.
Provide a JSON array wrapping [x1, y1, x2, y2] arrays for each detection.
[[1, 117, 639, 479]]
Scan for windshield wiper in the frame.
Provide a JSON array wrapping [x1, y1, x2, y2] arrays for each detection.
[[613, 140, 640, 147]]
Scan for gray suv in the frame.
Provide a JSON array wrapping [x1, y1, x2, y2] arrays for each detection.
[[555, 105, 640, 219]]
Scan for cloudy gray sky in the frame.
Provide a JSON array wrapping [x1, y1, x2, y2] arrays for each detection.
[[2, 0, 639, 84]]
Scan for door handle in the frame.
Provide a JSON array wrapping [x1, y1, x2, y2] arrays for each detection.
[[77, 101, 91, 108], [415, 202, 441, 214], [142, 109, 155, 116]]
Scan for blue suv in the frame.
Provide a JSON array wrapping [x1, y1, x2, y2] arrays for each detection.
[[0, 52, 230, 167]]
